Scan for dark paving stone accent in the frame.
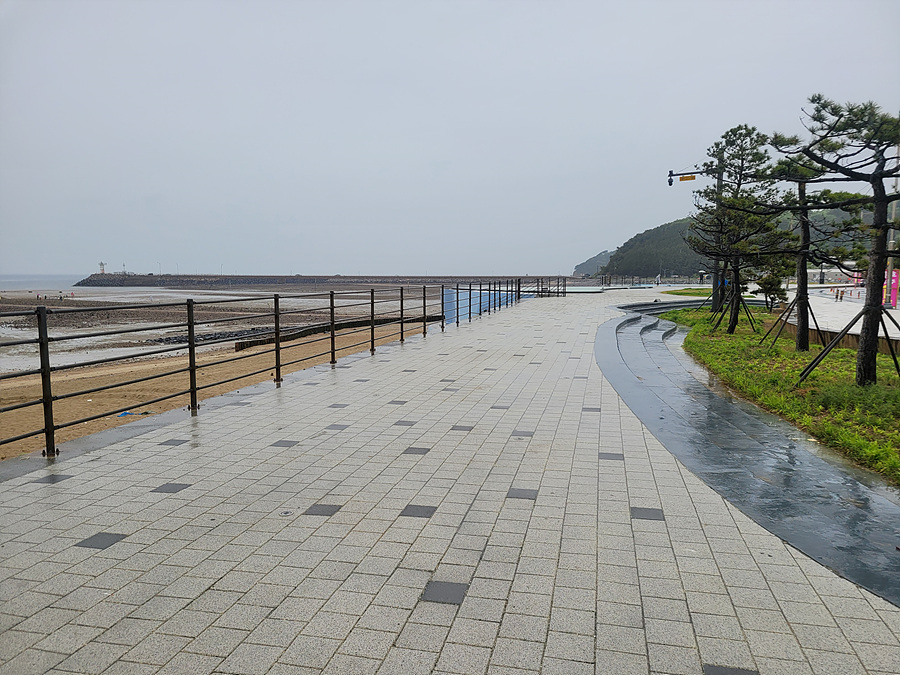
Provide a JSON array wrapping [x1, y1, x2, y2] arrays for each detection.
[[402, 369, 417, 372], [450, 425, 473, 432], [440, 379, 455, 382], [511, 430, 533, 437], [326, 424, 349, 431], [491, 405, 509, 410], [159, 439, 188, 446], [513, 354, 526, 357], [353, 379, 370, 382], [443, 388, 459, 392], [574, 376, 588, 380], [598, 452, 625, 461], [303, 382, 320, 386], [394, 420, 416, 427], [631, 507, 665, 521], [403, 447, 430, 455], [438, 353, 450, 356], [76, 532, 127, 550], [229, 402, 252, 406], [569, 357, 579, 359], [582, 407, 602, 413], [270, 440, 299, 447], [31, 474, 73, 484], [421, 580, 468, 605], [703, 666, 759, 675], [529, 362, 542, 365], [476, 349, 487, 352], [329, 404, 349, 409], [483, 368, 497, 371], [388, 400, 407, 405], [151, 483, 191, 494], [400, 504, 437, 518], [507, 488, 538, 500], [303, 504, 342, 516]]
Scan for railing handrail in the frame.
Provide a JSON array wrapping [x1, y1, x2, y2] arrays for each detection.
[[0, 278, 567, 456]]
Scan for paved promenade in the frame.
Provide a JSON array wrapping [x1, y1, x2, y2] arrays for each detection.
[[1, 291, 898, 675]]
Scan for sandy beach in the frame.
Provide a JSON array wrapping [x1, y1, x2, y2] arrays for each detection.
[[0, 290, 422, 460]]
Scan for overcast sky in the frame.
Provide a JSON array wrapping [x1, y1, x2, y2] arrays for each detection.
[[1, 0, 898, 277]]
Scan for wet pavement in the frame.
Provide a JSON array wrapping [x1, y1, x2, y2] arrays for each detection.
[[595, 312, 900, 607], [0, 291, 898, 675]]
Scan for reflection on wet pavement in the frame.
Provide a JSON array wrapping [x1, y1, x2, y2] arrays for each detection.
[[595, 312, 900, 606]]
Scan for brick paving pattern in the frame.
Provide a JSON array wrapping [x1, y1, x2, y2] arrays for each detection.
[[1, 292, 898, 674]]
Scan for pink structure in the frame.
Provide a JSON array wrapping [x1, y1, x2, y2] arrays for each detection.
[[884, 269, 899, 307]]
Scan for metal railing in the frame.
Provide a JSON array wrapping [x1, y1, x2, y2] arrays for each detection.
[[0, 278, 565, 457]]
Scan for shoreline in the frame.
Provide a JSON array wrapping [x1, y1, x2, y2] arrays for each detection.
[[0, 324, 404, 461]]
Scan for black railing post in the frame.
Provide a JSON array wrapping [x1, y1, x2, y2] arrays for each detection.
[[455, 283, 459, 327], [400, 287, 405, 342], [274, 294, 282, 384], [487, 282, 491, 314], [468, 282, 472, 321], [479, 282, 483, 316], [329, 291, 337, 364], [422, 285, 427, 337], [441, 284, 445, 331], [370, 289, 376, 354], [187, 299, 199, 415], [36, 306, 57, 457]]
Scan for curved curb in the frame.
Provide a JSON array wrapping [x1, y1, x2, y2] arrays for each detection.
[[595, 311, 900, 606]]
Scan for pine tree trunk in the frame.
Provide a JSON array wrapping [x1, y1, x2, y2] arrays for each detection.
[[727, 264, 741, 334], [856, 187, 889, 386], [795, 182, 810, 351]]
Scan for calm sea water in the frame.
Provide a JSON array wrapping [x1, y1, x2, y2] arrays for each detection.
[[0, 274, 84, 292]]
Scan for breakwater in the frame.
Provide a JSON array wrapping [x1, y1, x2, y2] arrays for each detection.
[[74, 273, 547, 289]]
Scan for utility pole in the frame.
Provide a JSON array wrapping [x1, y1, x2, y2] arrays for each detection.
[[668, 161, 723, 311]]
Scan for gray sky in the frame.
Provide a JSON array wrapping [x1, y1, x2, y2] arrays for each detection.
[[1, 0, 898, 277]]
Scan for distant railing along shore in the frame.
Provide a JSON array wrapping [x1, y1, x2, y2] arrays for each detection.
[[0, 277, 566, 457]]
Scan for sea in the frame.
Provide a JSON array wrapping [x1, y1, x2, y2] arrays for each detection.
[[0, 274, 273, 371], [0, 274, 84, 292]]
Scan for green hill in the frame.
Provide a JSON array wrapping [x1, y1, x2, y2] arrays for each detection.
[[573, 250, 614, 276], [601, 217, 708, 277]]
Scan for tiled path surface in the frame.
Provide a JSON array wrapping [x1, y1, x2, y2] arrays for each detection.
[[1, 292, 899, 675]]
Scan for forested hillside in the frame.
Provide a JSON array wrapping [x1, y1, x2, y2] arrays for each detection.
[[573, 250, 614, 276], [601, 218, 707, 277]]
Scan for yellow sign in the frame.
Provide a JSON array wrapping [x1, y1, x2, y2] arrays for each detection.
[[679, 175, 696, 181]]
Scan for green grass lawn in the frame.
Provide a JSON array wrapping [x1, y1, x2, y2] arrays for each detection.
[[661, 288, 713, 297], [659, 308, 900, 485]]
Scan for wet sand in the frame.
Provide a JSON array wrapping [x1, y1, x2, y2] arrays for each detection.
[[0, 323, 406, 460]]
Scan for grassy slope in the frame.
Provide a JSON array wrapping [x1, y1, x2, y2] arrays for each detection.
[[660, 308, 900, 485]]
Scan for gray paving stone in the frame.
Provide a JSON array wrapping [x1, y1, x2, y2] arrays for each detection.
[[399, 505, 438, 518], [302, 504, 342, 517], [74, 532, 128, 550], [30, 474, 73, 484], [422, 581, 469, 605], [1, 293, 898, 675]]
